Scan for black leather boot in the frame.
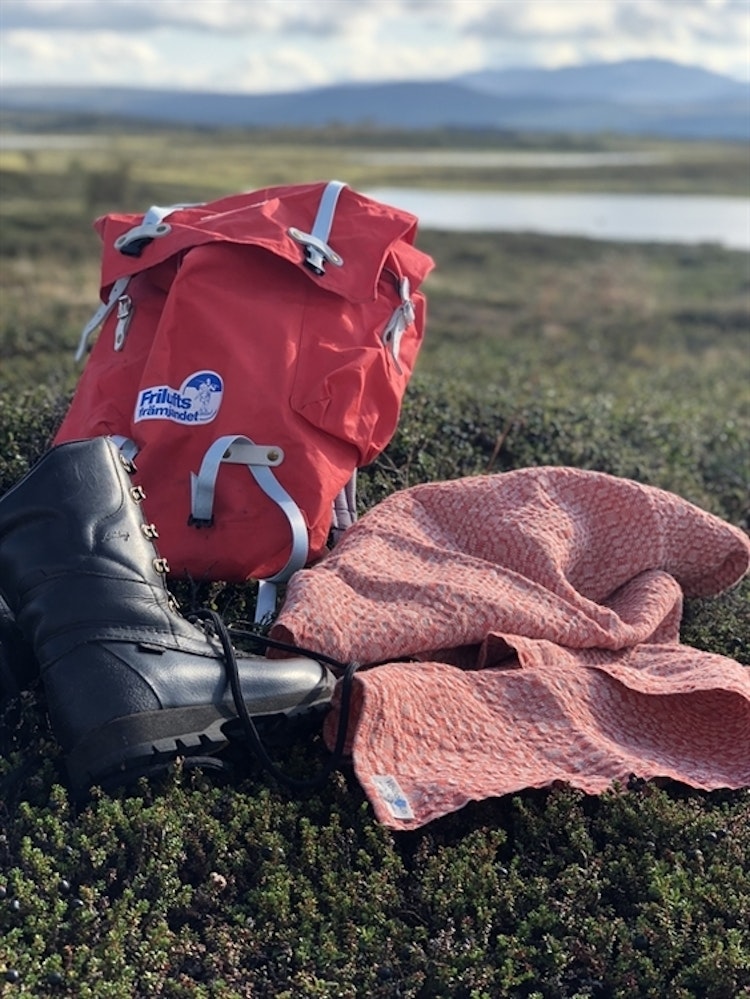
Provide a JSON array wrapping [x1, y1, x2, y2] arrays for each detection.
[[0, 437, 335, 796], [0, 594, 38, 701]]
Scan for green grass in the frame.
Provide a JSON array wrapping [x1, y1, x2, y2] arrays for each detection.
[[1, 124, 749, 998], [2, 121, 749, 206]]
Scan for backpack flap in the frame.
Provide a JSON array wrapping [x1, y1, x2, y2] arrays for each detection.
[[94, 182, 426, 299]]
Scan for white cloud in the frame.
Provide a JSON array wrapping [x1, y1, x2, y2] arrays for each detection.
[[3, 28, 160, 80], [1, 0, 748, 89], [228, 47, 335, 95], [0, 0, 389, 35], [480, 1, 616, 38], [226, 31, 485, 94], [465, 0, 750, 79]]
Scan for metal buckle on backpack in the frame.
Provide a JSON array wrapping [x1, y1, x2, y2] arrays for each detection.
[[287, 227, 343, 276], [114, 294, 134, 351], [114, 221, 172, 258]]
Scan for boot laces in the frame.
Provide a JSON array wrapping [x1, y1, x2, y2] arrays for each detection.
[[193, 608, 359, 793]]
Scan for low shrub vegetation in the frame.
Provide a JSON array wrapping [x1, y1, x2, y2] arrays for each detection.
[[1, 128, 748, 997]]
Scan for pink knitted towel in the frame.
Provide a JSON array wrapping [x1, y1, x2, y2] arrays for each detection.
[[272, 468, 750, 829]]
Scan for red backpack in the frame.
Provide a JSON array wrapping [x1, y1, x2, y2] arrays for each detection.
[[55, 181, 434, 617]]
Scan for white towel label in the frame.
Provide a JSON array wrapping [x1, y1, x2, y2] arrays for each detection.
[[371, 774, 414, 820]]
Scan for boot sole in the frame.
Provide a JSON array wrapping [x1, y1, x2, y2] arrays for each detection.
[[64, 697, 331, 798]]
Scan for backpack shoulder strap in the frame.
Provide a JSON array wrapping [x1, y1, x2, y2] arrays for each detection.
[[331, 471, 358, 542]]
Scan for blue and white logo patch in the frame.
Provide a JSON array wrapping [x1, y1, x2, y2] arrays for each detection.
[[134, 370, 224, 425]]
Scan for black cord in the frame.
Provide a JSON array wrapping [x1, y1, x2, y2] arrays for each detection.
[[193, 608, 359, 793], [226, 625, 348, 671]]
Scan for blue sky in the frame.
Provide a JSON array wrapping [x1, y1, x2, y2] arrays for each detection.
[[1, 0, 748, 92]]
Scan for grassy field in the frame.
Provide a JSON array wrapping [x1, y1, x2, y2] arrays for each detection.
[[1, 123, 749, 998], [1, 121, 749, 195]]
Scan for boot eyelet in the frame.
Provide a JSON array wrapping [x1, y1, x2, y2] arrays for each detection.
[[119, 454, 137, 475], [130, 485, 146, 502], [152, 557, 170, 574], [141, 523, 160, 539]]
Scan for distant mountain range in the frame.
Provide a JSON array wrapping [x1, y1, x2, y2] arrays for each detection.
[[1, 59, 748, 140]]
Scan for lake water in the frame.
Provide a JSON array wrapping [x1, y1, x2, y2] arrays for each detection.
[[366, 188, 750, 251], [0, 134, 104, 151]]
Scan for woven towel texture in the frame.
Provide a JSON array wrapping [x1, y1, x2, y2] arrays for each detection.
[[272, 468, 750, 828]]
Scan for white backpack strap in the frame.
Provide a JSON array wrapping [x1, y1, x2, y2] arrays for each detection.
[[253, 581, 278, 624], [190, 435, 309, 622], [331, 470, 358, 544], [287, 179, 346, 275], [76, 203, 206, 361], [75, 276, 131, 362], [109, 434, 140, 463], [381, 276, 416, 374], [190, 436, 286, 523]]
